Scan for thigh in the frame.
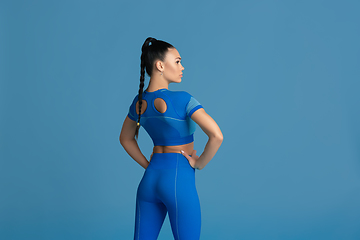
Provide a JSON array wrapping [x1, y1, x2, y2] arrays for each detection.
[[167, 167, 201, 240], [134, 169, 167, 240], [134, 199, 167, 240]]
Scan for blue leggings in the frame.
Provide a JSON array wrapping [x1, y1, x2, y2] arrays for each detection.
[[134, 153, 201, 240]]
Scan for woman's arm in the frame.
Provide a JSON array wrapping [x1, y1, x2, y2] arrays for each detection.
[[181, 108, 223, 170], [119, 116, 149, 169]]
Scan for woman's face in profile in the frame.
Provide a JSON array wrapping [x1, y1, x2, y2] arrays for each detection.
[[162, 48, 185, 83]]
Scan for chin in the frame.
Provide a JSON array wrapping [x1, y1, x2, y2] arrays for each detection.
[[170, 79, 182, 84]]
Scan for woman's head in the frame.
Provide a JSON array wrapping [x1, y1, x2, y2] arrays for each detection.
[[141, 37, 175, 77]]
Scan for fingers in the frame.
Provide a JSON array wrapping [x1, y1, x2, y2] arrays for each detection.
[[181, 150, 194, 168], [192, 149, 197, 156], [181, 149, 198, 159], [180, 150, 190, 160]]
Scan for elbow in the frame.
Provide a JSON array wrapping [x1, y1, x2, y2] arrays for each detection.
[[212, 131, 223, 144], [217, 132, 223, 143], [209, 132, 224, 146], [207, 132, 223, 150], [119, 134, 126, 147], [120, 134, 135, 148]]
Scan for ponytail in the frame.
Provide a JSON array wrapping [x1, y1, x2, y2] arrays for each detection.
[[135, 37, 174, 139]]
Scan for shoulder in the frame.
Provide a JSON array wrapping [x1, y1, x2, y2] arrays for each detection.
[[165, 90, 193, 101], [128, 94, 140, 110], [130, 93, 139, 103]]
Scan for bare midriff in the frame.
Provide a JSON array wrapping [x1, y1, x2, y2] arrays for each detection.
[[152, 142, 194, 156]]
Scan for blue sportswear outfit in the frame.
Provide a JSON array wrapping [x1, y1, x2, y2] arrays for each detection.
[[127, 88, 203, 240]]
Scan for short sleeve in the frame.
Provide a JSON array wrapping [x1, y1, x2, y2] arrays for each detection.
[[186, 96, 203, 118], [127, 96, 138, 121]]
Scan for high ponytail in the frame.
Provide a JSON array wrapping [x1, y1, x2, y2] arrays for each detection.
[[135, 37, 174, 139]]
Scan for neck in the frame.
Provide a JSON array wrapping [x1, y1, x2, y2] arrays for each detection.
[[146, 76, 170, 92]]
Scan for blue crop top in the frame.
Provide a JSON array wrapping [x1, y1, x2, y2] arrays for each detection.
[[127, 88, 203, 146]]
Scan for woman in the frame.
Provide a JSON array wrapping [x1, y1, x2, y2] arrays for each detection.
[[120, 37, 223, 240]]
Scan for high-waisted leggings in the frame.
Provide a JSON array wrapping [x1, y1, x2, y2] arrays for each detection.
[[134, 153, 201, 240]]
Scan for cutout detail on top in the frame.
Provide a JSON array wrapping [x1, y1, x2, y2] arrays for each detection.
[[154, 98, 167, 113]]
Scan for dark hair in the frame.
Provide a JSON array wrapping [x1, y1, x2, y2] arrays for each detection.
[[135, 37, 174, 138]]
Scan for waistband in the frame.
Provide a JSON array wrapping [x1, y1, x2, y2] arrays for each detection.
[[147, 153, 193, 169]]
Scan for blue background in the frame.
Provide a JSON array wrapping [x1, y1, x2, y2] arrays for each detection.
[[1, 0, 359, 239]]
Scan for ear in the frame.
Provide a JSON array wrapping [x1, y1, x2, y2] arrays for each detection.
[[155, 60, 164, 72]]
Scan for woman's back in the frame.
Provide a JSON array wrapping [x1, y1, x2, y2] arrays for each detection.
[[128, 88, 203, 147]]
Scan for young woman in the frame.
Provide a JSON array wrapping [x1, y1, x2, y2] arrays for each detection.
[[120, 37, 223, 240]]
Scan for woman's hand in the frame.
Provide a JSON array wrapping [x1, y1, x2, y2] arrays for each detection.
[[181, 150, 200, 169]]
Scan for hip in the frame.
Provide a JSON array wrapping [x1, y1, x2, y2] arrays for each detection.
[[147, 153, 194, 170]]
